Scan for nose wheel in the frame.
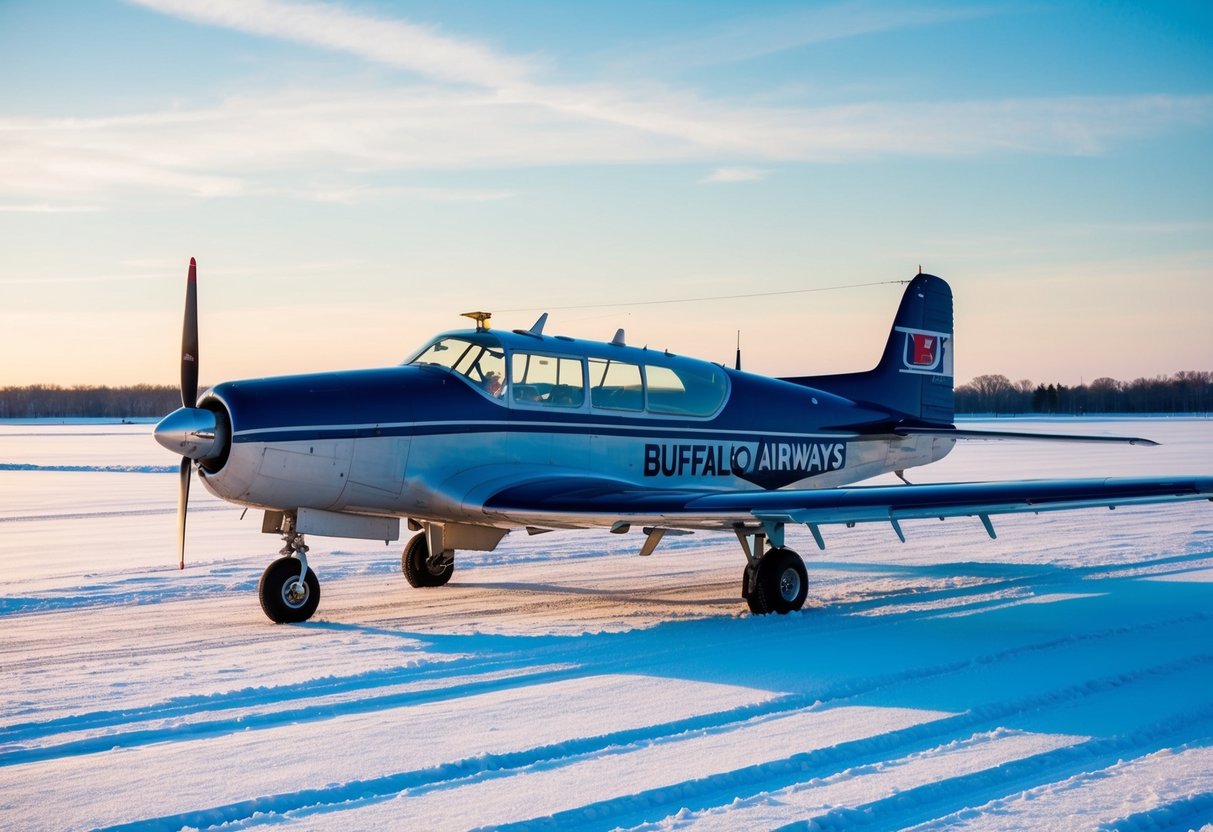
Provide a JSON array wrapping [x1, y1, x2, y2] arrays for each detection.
[[259, 557, 321, 623]]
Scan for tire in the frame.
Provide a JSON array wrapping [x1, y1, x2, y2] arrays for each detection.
[[748, 548, 807, 615], [402, 531, 454, 588], [258, 557, 320, 623], [743, 565, 764, 614]]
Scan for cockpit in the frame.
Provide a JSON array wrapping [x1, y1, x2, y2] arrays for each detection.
[[406, 332, 729, 418], [407, 334, 508, 398]]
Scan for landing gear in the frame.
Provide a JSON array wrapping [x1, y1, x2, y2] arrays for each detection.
[[738, 525, 808, 615], [402, 530, 454, 588], [259, 557, 320, 623], [744, 548, 808, 615], [258, 522, 319, 623]]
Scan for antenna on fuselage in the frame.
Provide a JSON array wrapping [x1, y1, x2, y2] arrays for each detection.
[[528, 313, 548, 336], [735, 330, 742, 371], [462, 311, 492, 332], [611, 329, 626, 346]]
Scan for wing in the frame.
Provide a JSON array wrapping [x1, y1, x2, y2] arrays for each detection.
[[892, 425, 1159, 445], [482, 473, 1213, 543]]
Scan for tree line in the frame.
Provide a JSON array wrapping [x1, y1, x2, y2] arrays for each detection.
[[0, 385, 180, 418], [956, 371, 1213, 415], [1, 372, 1210, 417]]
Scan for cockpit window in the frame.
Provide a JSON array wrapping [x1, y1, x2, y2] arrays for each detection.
[[511, 353, 585, 407], [645, 361, 728, 416], [589, 358, 643, 411], [408, 336, 507, 398]]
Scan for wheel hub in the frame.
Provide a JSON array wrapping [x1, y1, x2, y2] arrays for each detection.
[[282, 580, 309, 608], [779, 568, 801, 603]]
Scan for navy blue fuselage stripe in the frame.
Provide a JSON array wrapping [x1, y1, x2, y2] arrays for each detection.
[[232, 421, 852, 444]]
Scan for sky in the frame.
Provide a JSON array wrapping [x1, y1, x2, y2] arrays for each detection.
[[1, 0, 1211, 388]]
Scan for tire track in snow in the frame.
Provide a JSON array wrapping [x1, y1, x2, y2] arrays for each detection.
[[823, 551, 1213, 618], [481, 654, 1213, 832], [6, 574, 1210, 764], [0, 593, 1177, 755], [111, 651, 1213, 832], [70, 608, 1213, 831], [1099, 789, 1213, 832], [786, 707, 1213, 831]]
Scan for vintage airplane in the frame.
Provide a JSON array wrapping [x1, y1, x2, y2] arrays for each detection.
[[154, 259, 1213, 622]]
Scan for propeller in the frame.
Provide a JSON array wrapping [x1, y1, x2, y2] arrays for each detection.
[[181, 257, 198, 409], [178, 258, 198, 569], [154, 258, 225, 570]]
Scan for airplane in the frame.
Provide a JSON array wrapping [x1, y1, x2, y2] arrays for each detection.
[[154, 259, 1213, 623]]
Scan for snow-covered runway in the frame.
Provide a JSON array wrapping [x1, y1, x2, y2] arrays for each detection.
[[2, 419, 1211, 830]]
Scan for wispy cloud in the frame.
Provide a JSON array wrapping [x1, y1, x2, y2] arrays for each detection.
[[125, 0, 536, 88], [5, 1, 1208, 208], [5, 90, 1210, 205], [702, 167, 770, 184], [606, 1, 1000, 73]]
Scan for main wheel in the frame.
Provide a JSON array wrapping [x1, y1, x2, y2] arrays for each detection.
[[258, 557, 320, 623], [402, 531, 454, 588], [747, 548, 808, 615]]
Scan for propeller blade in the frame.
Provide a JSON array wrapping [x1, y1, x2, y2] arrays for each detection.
[[177, 457, 191, 569], [181, 257, 198, 409]]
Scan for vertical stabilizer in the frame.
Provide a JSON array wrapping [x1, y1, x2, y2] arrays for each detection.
[[782, 274, 954, 423]]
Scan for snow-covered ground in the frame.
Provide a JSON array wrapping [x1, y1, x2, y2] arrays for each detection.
[[1, 418, 1211, 831]]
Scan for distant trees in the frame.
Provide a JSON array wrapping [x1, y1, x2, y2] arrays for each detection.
[[954, 371, 1213, 415], [1, 372, 1210, 418], [0, 385, 179, 418]]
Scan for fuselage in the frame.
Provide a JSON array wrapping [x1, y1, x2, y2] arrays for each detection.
[[193, 327, 954, 530]]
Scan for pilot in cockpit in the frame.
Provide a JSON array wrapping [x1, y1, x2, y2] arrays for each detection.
[[484, 371, 506, 398]]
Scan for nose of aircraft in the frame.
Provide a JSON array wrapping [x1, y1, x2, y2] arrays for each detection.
[[154, 406, 225, 460]]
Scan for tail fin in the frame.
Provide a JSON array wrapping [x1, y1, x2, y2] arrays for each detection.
[[782, 273, 954, 424]]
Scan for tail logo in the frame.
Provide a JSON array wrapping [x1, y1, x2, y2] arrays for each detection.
[[896, 327, 952, 376], [910, 334, 935, 366]]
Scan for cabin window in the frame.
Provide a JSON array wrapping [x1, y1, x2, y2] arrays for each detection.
[[644, 361, 728, 417], [510, 353, 585, 407], [408, 336, 507, 398], [589, 358, 643, 411]]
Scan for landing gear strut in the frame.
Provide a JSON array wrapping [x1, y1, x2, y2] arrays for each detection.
[[738, 527, 808, 615], [402, 530, 454, 588], [258, 523, 320, 623]]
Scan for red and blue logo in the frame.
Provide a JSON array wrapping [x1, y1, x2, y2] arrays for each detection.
[[897, 327, 951, 376]]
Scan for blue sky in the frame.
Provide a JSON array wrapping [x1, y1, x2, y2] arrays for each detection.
[[1, 0, 1210, 386]]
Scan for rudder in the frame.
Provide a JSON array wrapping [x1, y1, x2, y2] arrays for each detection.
[[783, 273, 954, 424]]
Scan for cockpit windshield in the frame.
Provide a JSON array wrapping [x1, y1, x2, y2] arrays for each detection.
[[406, 335, 508, 398]]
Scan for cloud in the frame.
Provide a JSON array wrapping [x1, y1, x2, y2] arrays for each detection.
[[607, 1, 999, 73], [702, 167, 770, 184], [125, 0, 536, 88], [5, 1, 1209, 207], [5, 90, 1208, 201]]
